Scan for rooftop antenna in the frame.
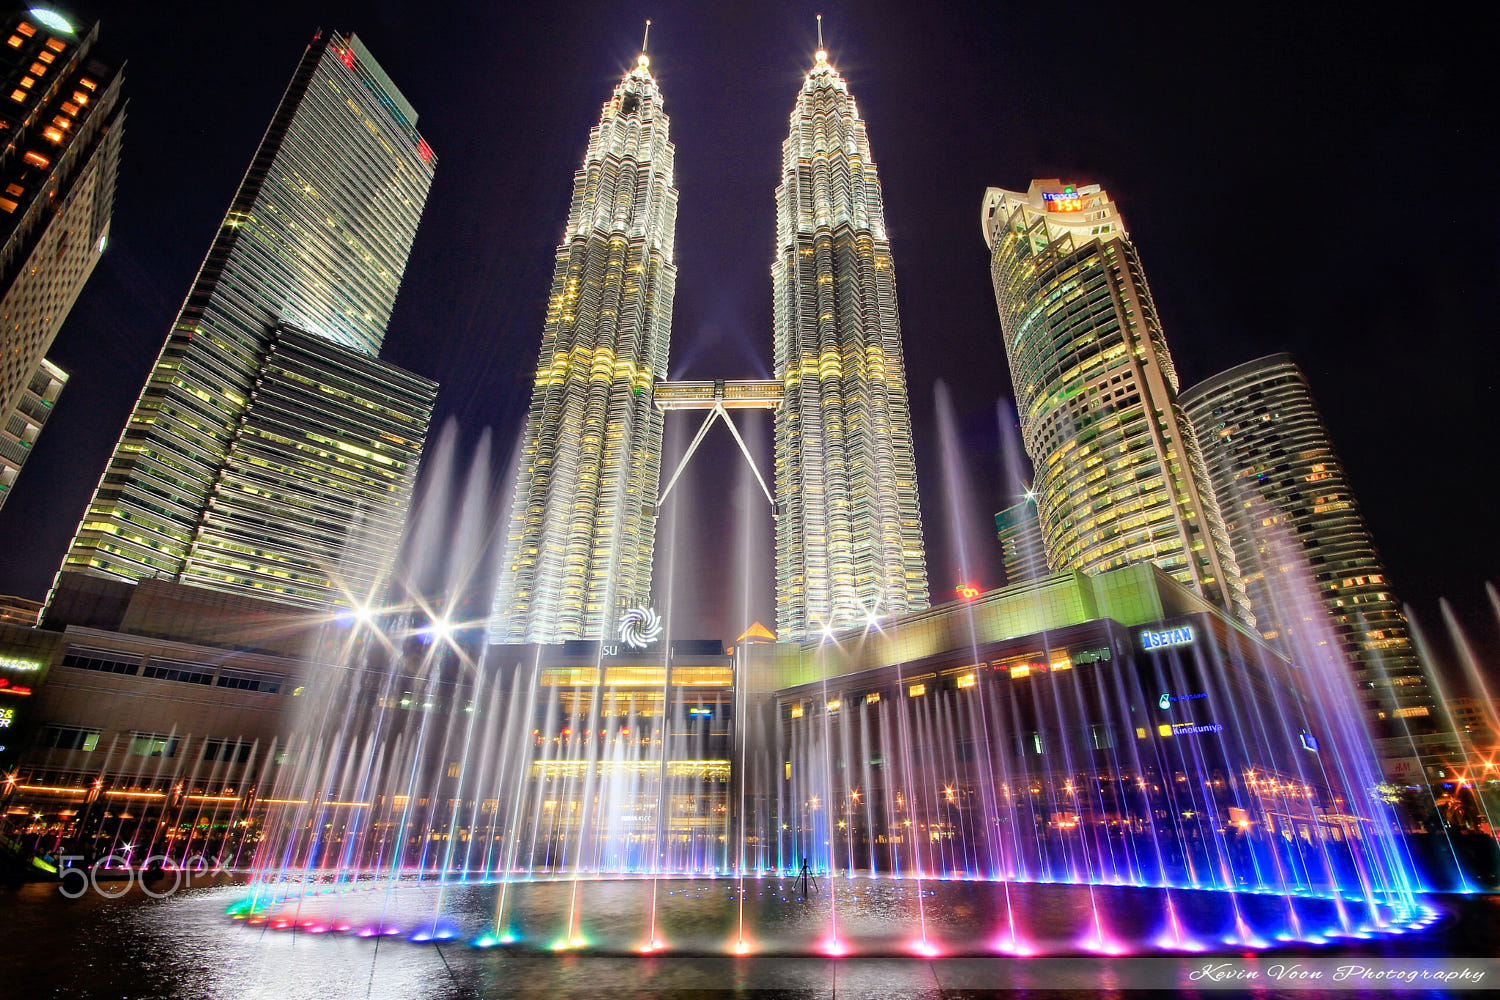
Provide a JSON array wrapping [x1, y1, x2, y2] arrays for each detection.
[[816, 13, 823, 50], [642, 19, 651, 54]]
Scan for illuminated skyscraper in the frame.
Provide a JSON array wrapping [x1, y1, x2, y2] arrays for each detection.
[[982, 181, 1250, 622], [0, 8, 121, 512], [490, 48, 677, 642], [1181, 354, 1437, 733], [54, 31, 436, 611], [773, 45, 927, 640]]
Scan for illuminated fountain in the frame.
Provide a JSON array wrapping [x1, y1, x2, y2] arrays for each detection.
[[228, 412, 1437, 957]]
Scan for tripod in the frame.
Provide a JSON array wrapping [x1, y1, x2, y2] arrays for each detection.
[[798, 859, 818, 896]]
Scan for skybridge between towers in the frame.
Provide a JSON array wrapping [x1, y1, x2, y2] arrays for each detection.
[[653, 379, 782, 509]]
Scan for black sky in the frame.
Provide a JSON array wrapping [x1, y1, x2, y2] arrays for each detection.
[[0, 1, 1493, 658]]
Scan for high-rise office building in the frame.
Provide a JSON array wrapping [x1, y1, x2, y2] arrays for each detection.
[[54, 31, 436, 612], [982, 181, 1250, 623], [0, 8, 121, 512], [1181, 354, 1436, 732], [773, 46, 927, 640], [491, 48, 677, 642], [995, 498, 1048, 587]]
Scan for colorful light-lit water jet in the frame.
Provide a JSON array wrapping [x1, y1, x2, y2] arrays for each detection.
[[223, 411, 1441, 960]]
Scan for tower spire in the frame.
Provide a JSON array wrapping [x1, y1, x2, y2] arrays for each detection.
[[642, 18, 651, 54], [816, 13, 823, 50]]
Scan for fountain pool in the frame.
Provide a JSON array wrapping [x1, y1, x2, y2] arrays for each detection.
[[229, 875, 1434, 957]]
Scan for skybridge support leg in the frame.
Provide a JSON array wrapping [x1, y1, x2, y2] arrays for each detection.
[[656, 403, 775, 512]]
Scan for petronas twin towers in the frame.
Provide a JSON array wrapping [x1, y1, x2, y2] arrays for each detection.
[[491, 39, 928, 644]]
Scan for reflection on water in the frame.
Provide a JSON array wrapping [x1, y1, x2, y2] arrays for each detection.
[[2, 878, 1496, 1000]]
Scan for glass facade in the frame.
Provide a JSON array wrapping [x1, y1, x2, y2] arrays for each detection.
[[773, 49, 928, 641], [55, 31, 435, 609], [491, 53, 677, 642], [995, 499, 1049, 587], [179, 325, 435, 609], [1180, 354, 1438, 736], [0, 10, 121, 510], [981, 181, 1250, 624]]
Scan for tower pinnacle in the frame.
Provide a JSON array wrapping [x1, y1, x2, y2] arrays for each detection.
[[815, 13, 826, 64]]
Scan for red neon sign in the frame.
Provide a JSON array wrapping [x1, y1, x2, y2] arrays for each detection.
[[956, 583, 980, 601]]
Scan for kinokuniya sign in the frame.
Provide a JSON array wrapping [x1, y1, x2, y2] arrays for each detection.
[[1139, 625, 1194, 650]]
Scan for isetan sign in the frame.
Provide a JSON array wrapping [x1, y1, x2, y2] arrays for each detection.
[[1140, 626, 1194, 650]]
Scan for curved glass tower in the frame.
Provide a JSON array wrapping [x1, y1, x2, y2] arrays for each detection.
[[772, 46, 928, 641], [1181, 354, 1438, 736], [491, 52, 677, 642], [982, 181, 1251, 623]]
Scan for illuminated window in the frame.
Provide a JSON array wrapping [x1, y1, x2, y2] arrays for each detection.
[[23, 150, 48, 167], [826, 699, 841, 712], [539, 667, 599, 686], [956, 673, 977, 689], [45, 38, 64, 51], [908, 682, 926, 697], [5, 183, 23, 196], [16, 21, 35, 37], [128, 733, 180, 758], [6, 35, 21, 48], [29, 62, 46, 75], [671, 666, 732, 686], [38, 49, 54, 63], [42, 126, 63, 143], [60, 101, 77, 114], [602, 666, 664, 686], [41, 725, 98, 751], [789, 702, 804, 718], [0, 197, 17, 213], [20, 77, 34, 89], [78, 77, 96, 90], [865, 691, 881, 705], [71, 91, 87, 105], [7, 90, 24, 103], [51, 115, 68, 129]]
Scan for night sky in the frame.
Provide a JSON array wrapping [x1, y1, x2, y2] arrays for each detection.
[[0, 2, 1493, 660]]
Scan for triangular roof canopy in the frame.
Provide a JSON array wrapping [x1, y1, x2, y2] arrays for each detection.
[[737, 621, 776, 643]]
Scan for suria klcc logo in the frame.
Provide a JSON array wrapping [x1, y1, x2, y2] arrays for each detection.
[[620, 607, 663, 649], [1141, 625, 1194, 650]]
